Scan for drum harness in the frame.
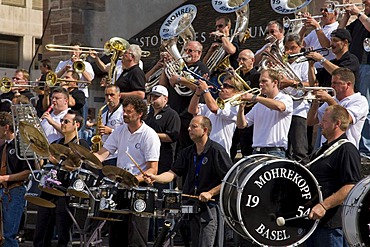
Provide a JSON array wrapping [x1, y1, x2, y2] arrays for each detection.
[[305, 139, 349, 168]]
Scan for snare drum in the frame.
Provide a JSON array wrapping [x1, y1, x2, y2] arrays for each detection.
[[220, 154, 322, 246], [98, 178, 132, 214], [67, 169, 98, 198], [162, 189, 182, 211], [39, 164, 71, 197], [131, 187, 158, 216], [342, 176, 370, 246], [69, 195, 90, 209], [25, 171, 56, 208]]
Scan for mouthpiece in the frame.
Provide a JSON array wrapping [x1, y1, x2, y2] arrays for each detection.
[[46, 105, 54, 113]]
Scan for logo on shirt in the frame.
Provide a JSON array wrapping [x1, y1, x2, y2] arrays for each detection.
[[135, 143, 141, 149], [110, 120, 117, 126], [202, 157, 208, 165], [155, 115, 162, 120], [9, 148, 15, 155]]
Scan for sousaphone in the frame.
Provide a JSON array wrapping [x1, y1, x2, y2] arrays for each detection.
[[271, 0, 313, 14], [159, 4, 197, 96]]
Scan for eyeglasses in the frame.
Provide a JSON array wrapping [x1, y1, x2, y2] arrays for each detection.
[[320, 8, 329, 12], [184, 48, 199, 53], [215, 24, 224, 29], [60, 119, 73, 124], [12, 77, 22, 81], [222, 83, 235, 89]]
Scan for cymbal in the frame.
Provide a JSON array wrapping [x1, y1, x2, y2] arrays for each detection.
[[102, 165, 139, 187], [68, 142, 103, 170], [49, 144, 81, 171], [19, 121, 49, 157]]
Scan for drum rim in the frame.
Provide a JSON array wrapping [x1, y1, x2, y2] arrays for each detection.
[[162, 189, 182, 194], [77, 168, 99, 178], [342, 176, 370, 245], [221, 154, 323, 246]]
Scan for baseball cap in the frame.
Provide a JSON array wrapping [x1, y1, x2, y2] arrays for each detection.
[[150, 85, 168, 97], [331, 29, 352, 43]]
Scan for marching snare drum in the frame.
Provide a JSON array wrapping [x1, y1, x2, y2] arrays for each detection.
[[220, 154, 322, 246], [25, 171, 56, 208], [67, 168, 98, 198], [342, 176, 370, 246], [131, 187, 158, 216], [98, 178, 132, 214], [162, 189, 182, 211]]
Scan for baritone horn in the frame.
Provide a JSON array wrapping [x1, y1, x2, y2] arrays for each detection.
[[216, 88, 261, 110]]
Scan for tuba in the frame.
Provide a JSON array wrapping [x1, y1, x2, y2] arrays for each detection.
[[271, 0, 313, 14], [207, 0, 251, 75], [91, 104, 108, 152], [159, 4, 197, 96], [106, 37, 130, 84]]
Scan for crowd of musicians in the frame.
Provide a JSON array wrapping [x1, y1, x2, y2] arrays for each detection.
[[0, 1, 370, 246]]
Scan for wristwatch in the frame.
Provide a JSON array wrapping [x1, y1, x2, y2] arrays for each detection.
[[319, 57, 327, 64], [201, 89, 209, 95], [315, 27, 322, 31]]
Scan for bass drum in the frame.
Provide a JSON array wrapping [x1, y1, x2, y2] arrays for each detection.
[[221, 154, 322, 246], [342, 176, 370, 246]]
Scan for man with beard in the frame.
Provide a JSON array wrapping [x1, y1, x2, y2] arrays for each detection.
[[160, 40, 209, 150], [94, 96, 160, 246], [306, 29, 360, 89]]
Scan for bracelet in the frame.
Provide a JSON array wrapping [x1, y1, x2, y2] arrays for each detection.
[[319, 202, 327, 211]]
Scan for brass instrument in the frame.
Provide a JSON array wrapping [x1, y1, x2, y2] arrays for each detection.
[[207, 0, 250, 74], [271, 0, 313, 14], [283, 15, 323, 33], [159, 4, 197, 96], [72, 60, 85, 73], [91, 104, 107, 152], [287, 47, 330, 62], [216, 88, 261, 109], [216, 58, 251, 90], [0, 73, 56, 93], [106, 37, 130, 84], [328, 1, 364, 13], [283, 86, 336, 101]]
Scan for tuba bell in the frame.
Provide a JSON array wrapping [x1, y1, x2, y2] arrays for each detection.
[[271, 0, 313, 14]]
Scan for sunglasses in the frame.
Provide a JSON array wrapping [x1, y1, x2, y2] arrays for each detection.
[[184, 48, 199, 53], [222, 83, 235, 89], [320, 8, 334, 13], [215, 24, 224, 29], [60, 119, 73, 124]]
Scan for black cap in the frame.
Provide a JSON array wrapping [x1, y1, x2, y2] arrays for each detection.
[[331, 29, 352, 43]]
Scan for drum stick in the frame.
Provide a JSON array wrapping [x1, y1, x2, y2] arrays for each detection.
[[125, 151, 147, 177], [182, 193, 215, 202]]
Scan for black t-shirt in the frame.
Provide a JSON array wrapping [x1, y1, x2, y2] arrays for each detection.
[[240, 68, 260, 89], [167, 60, 209, 117], [0, 139, 31, 187], [347, 16, 370, 64], [171, 139, 233, 199], [145, 105, 181, 173], [69, 88, 86, 116], [309, 134, 361, 228], [316, 51, 360, 89], [115, 64, 146, 93]]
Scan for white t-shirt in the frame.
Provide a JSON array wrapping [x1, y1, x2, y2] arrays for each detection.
[[317, 92, 369, 148], [246, 92, 293, 149], [103, 121, 160, 175], [198, 102, 238, 156], [101, 105, 124, 160], [55, 59, 95, 97], [303, 22, 339, 68], [41, 108, 69, 143], [285, 61, 311, 118]]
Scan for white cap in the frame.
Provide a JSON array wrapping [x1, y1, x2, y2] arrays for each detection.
[[150, 85, 168, 97]]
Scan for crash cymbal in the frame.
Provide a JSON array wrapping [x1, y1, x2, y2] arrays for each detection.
[[25, 195, 56, 208], [102, 165, 139, 187], [68, 142, 103, 170], [49, 144, 81, 171], [19, 121, 49, 157]]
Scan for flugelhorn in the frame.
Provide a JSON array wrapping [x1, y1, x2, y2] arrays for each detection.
[[216, 88, 261, 109]]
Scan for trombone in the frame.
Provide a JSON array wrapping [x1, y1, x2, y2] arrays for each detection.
[[0, 73, 57, 93], [216, 88, 261, 109]]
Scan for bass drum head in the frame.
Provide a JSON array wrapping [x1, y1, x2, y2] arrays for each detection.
[[221, 154, 322, 246], [342, 176, 370, 246]]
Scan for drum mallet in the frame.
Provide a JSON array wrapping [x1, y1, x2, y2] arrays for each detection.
[[276, 215, 309, 226]]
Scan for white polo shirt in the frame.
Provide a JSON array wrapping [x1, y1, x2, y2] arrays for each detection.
[[41, 108, 69, 143], [198, 102, 238, 156], [317, 92, 368, 148], [103, 121, 160, 175], [246, 92, 293, 149], [303, 22, 338, 68]]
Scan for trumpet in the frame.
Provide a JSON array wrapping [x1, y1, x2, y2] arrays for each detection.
[[182, 66, 221, 94], [287, 47, 330, 62], [217, 63, 251, 91], [283, 15, 322, 29], [216, 88, 261, 110], [283, 86, 336, 101], [328, 1, 364, 12]]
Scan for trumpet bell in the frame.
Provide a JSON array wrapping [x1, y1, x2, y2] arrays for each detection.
[[73, 61, 85, 73], [45, 72, 57, 87]]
